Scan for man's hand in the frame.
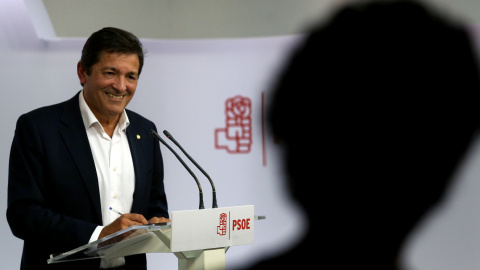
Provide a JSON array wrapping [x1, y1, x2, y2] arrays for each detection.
[[98, 213, 148, 240], [148, 216, 171, 224]]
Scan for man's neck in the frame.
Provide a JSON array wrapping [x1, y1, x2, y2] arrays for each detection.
[[98, 116, 119, 138]]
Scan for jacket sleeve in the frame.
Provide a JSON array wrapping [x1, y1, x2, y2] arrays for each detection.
[[7, 113, 98, 253]]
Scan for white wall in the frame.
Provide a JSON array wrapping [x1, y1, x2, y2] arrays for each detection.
[[0, 0, 306, 269]]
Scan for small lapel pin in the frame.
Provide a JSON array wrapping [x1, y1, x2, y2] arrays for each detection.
[[137, 134, 141, 139]]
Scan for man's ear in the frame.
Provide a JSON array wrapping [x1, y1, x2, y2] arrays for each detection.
[[77, 62, 87, 85]]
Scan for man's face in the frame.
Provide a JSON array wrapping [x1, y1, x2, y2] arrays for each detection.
[[78, 51, 139, 122]]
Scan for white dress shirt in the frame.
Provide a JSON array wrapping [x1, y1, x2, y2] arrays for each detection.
[[79, 90, 135, 268]]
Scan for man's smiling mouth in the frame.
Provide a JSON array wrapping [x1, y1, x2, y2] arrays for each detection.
[[107, 93, 124, 99]]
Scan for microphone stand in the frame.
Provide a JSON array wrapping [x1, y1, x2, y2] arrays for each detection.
[[151, 129, 205, 209], [164, 130, 218, 208]]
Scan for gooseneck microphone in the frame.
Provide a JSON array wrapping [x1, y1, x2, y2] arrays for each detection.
[[150, 129, 205, 209], [163, 130, 218, 208]]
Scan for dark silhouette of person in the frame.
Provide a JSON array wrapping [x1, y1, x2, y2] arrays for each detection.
[[252, 0, 480, 269]]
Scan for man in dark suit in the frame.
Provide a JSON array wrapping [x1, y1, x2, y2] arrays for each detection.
[[7, 27, 169, 269]]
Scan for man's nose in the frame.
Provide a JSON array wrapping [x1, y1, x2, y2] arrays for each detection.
[[113, 76, 127, 91]]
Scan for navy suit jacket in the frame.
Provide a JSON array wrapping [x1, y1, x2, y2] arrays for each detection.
[[7, 92, 169, 269]]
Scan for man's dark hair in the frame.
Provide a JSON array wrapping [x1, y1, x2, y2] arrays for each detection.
[[79, 27, 145, 77]]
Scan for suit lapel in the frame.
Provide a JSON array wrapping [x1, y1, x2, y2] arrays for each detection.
[[125, 113, 147, 214], [56, 95, 148, 220], [59, 93, 102, 223]]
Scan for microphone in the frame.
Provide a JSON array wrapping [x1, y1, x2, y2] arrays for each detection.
[[150, 129, 205, 209], [163, 130, 218, 208]]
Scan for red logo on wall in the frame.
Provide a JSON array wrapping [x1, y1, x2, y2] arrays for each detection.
[[215, 96, 252, 153], [217, 213, 228, 236]]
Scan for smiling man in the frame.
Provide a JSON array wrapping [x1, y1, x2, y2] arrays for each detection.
[[7, 27, 169, 270], [78, 51, 139, 137]]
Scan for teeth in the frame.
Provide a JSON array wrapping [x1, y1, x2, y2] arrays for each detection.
[[107, 93, 123, 99]]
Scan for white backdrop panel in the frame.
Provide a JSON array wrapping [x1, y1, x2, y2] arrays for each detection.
[[0, 1, 306, 269]]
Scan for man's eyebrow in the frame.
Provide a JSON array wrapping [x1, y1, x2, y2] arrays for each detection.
[[102, 67, 138, 76], [126, 71, 139, 77], [102, 66, 117, 72]]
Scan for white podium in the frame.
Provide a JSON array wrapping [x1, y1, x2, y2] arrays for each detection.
[[48, 205, 264, 270]]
